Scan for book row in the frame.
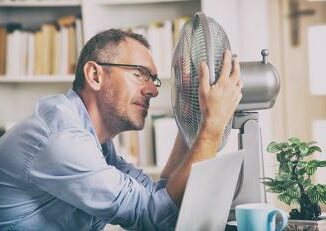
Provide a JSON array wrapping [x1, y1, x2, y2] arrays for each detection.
[[0, 16, 189, 78], [0, 15, 83, 76]]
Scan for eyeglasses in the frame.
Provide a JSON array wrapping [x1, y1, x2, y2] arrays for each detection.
[[95, 62, 161, 87]]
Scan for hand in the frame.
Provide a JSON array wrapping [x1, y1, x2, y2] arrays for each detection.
[[198, 49, 243, 138]]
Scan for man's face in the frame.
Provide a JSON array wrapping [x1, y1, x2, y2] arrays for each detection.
[[97, 38, 158, 133]]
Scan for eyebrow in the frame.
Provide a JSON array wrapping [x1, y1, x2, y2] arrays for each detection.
[[145, 66, 157, 76]]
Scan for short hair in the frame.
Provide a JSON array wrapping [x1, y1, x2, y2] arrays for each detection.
[[73, 28, 150, 91]]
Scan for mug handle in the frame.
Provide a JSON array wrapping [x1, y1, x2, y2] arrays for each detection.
[[267, 209, 288, 231]]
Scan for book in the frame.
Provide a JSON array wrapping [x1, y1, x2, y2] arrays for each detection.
[[57, 15, 76, 28], [115, 131, 139, 165], [67, 25, 77, 74], [18, 31, 28, 76], [8, 30, 20, 76], [75, 17, 83, 58], [52, 29, 59, 75], [27, 32, 35, 76], [0, 27, 7, 75], [41, 24, 56, 75], [147, 22, 164, 73], [56, 14, 79, 74], [59, 26, 69, 74], [173, 16, 189, 47], [34, 30, 42, 75], [161, 20, 173, 75], [129, 17, 187, 76]]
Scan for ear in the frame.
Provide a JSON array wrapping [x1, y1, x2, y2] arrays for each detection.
[[83, 61, 102, 91]]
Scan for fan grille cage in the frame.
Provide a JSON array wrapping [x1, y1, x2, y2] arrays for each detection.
[[171, 12, 232, 149]]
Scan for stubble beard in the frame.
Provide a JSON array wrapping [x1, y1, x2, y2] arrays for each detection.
[[98, 90, 146, 134]]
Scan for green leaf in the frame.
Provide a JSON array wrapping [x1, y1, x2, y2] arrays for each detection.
[[306, 166, 317, 176], [309, 146, 322, 153], [289, 137, 300, 145], [302, 178, 312, 187], [277, 152, 289, 165], [306, 160, 326, 169], [278, 193, 293, 205], [321, 196, 326, 204], [286, 188, 300, 198], [262, 181, 275, 187], [307, 187, 321, 204], [316, 184, 326, 195], [280, 142, 290, 149], [261, 177, 274, 181], [279, 162, 290, 173], [261, 178, 276, 187], [276, 172, 290, 181], [320, 187, 326, 204], [296, 167, 306, 176], [267, 142, 281, 153], [317, 161, 326, 168], [299, 145, 309, 155]]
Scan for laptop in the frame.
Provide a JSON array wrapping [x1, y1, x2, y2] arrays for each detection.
[[175, 150, 244, 231]]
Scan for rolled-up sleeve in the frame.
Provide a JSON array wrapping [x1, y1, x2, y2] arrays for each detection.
[[26, 129, 178, 230], [113, 153, 168, 193]]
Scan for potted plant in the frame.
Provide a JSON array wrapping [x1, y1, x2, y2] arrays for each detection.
[[262, 137, 326, 230]]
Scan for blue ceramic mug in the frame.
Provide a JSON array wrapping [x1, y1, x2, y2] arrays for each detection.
[[236, 203, 288, 231]]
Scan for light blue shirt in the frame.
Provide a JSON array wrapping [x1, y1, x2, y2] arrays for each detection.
[[0, 89, 178, 231]]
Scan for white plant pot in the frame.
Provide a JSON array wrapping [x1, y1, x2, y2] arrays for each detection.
[[285, 219, 326, 231]]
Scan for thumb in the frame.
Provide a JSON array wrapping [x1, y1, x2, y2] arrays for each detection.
[[199, 62, 210, 96]]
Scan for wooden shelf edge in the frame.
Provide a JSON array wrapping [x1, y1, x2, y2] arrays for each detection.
[[0, 75, 74, 83], [0, 0, 81, 7], [94, 0, 193, 5]]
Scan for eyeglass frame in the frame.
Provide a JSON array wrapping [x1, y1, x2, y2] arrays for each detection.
[[95, 62, 162, 87]]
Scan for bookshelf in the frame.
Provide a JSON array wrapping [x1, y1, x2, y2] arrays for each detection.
[[0, 1, 81, 131], [0, 0, 201, 175]]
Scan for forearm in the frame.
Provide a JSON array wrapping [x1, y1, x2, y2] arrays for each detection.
[[165, 126, 223, 207], [160, 133, 189, 179]]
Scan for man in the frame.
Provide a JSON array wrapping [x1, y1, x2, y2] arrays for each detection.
[[0, 29, 242, 230]]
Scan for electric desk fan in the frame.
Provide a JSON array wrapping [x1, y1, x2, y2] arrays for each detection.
[[171, 12, 280, 216]]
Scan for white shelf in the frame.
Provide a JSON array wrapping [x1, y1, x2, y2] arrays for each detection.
[[94, 0, 193, 5], [0, 75, 74, 83], [0, 0, 81, 7]]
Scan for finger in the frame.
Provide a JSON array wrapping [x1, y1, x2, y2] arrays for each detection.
[[219, 49, 232, 82], [199, 62, 210, 96], [236, 80, 243, 88], [230, 56, 240, 83]]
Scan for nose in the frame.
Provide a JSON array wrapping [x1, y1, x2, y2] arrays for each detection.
[[141, 81, 159, 98]]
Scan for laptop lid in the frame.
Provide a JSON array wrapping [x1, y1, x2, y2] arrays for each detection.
[[175, 150, 244, 231]]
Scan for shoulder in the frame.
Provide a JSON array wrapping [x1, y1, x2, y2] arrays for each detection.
[[35, 94, 83, 134], [34, 128, 105, 171]]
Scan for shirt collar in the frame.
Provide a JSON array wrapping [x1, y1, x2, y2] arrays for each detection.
[[66, 89, 102, 149]]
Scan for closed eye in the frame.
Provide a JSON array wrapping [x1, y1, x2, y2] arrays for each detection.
[[133, 72, 141, 78], [138, 67, 149, 76]]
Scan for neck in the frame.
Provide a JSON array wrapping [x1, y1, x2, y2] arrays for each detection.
[[77, 89, 116, 144]]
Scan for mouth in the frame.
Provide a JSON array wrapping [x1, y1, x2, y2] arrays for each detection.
[[134, 101, 149, 110]]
